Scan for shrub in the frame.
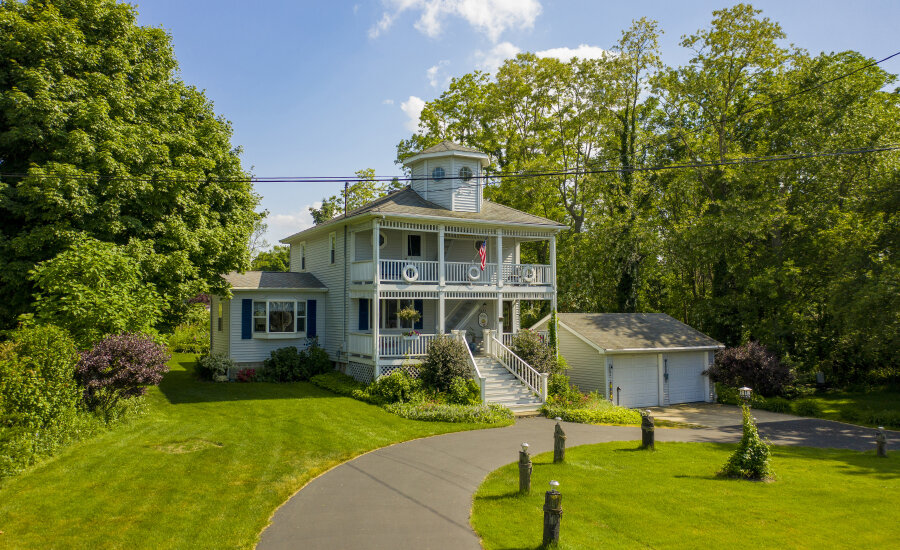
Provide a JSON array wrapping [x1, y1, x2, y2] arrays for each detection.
[[547, 372, 581, 403], [511, 330, 559, 374], [236, 368, 256, 382], [383, 402, 513, 424], [260, 346, 306, 382], [305, 341, 333, 378], [368, 370, 421, 403], [541, 402, 641, 425], [720, 404, 772, 480], [0, 324, 81, 429], [706, 342, 794, 397], [196, 353, 234, 381], [420, 335, 470, 392], [77, 333, 170, 415], [310, 371, 366, 396], [448, 376, 480, 405], [168, 323, 210, 354], [793, 399, 823, 417], [757, 396, 792, 414]]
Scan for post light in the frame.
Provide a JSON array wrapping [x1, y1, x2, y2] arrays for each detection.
[[519, 442, 532, 494], [543, 480, 562, 546], [739, 386, 752, 405], [522, 442, 529, 453], [549, 480, 559, 489]]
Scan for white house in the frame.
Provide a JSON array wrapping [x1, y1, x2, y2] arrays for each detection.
[[211, 141, 566, 411], [532, 313, 724, 407]]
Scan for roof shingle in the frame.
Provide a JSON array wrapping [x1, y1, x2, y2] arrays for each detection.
[[552, 313, 723, 351], [222, 271, 326, 290]]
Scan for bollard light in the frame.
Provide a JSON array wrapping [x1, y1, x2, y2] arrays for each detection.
[[543, 480, 563, 546], [555, 417, 562, 422], [522, 442, 529, 453], [549, 480, 559, 489]]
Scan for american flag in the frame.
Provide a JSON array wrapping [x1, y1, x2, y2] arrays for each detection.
[[478, 240, 487, 271]]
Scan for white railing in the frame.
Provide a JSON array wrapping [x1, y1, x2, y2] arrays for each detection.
[[348, 332, 374, 356], [350, 261, 374, 283], [501, 264, 552, 286], [454, 330, 486, 402], [445, 261, 497, 284], [379, 333, 439, 357], [501, 330, 550, 348], [379, 260, 439, 283], [489, 334, 548, 402]]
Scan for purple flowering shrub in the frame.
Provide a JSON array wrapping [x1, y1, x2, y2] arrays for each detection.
[[77, 333, 171, 414]]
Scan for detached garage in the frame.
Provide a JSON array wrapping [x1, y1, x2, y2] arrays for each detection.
[[532, 313, 724, 408]]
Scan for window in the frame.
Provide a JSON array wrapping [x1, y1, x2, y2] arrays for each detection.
[[252, 300, 307, 335], [380, 299, 418, 329], [431, 166, 445, 180], [300, 243, 306, 270], [378, 231, 386, 249], [217, 303, 223, 332], [329, 233, 336, 264], [407, 234, 421, 257], [458, 166, 473, 181]]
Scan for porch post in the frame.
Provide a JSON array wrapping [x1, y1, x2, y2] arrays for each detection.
[[438, 292, 445, 334], [496, 229, 503, 288], [438, 224, 445, 287], [549, 234, 557, 312], [372, 220, 380, 374]]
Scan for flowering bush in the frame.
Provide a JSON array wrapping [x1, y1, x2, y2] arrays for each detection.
[[196, 353, 234, 380], [77, 333, 170, 415], [236, 368, 256, 382]]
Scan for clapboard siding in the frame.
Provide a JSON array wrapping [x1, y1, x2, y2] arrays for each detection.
[[289, 242, 306, 272], [354, 230, 373, 261], [303, 229, 342, 360], [558, 328, 606, 393], [226, 291, 322, 363], [210, 295, 230, 356]]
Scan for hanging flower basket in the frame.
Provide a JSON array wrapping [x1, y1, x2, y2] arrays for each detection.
[[402, 330, 421, 341]]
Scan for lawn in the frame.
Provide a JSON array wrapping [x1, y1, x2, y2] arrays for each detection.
[[0, 353, 508, 548], [797, 389, 900, 428], [471, 441, 899, 549]]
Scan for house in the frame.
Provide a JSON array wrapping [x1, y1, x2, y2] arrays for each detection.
[[532, 313, 724, 408], [211, 141, 566, 410]]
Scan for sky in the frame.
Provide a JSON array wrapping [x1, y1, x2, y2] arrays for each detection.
[[132, 0, 900, 247]]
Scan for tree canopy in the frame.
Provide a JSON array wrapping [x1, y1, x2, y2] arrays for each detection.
[[398, 4, 900, 382], [0, 0, 259, 329]]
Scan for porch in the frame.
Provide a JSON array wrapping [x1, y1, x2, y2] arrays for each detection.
[[346, 330, 549, 359], [351, 259, 552, 287]]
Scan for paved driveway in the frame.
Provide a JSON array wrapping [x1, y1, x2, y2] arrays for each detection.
[[257, 411, 895, 549]]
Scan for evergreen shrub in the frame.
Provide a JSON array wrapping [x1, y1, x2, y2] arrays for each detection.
[[720, 404, 772, 480], [420, 336, 470, 392]]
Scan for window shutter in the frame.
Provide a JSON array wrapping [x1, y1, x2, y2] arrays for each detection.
[[241, 299, 252, 339], [358, 299, 369, 331], [413, 299, 424, 330], [307, 300, 317, 338]]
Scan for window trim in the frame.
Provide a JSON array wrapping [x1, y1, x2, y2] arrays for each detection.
[[458, 166, 473, 181], [329, 232, 336, 264], [217, 303, 223, 332], [299, 242, 306, 271], [379, 298, 418, 330], [431, 166, 445, 181], [251, 299, 308, 338]]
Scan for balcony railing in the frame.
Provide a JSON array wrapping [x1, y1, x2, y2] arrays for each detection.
[[501, 330, 549, 348], [348, 332, 441, 358], [351, 259, 551, 287]]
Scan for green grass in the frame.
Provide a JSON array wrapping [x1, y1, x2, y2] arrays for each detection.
[[794, 389, 900, 428], [0, 353, 508, 548], [471, 442, 899, 549]]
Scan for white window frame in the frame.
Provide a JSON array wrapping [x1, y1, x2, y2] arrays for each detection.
[[379, 298, 417, 330], [252, 299, 308, 339]]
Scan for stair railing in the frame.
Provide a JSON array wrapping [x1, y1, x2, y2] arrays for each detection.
[[487, 331, 548, 402], [453, 330, 486, 402]]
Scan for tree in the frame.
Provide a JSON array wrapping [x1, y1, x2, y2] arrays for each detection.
[[29, 236, 163, 347], [0, 0, 259, 330], [309, 169, 404, 224], [251, 245, 290, 272]]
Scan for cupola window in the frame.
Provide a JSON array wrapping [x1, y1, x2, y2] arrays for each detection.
[[458, 166, 473, 181], [432, 167, 445, 180]]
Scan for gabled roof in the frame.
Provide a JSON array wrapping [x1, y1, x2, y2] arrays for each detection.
[[281, 187, 565, 243], [543, 313, 723, 352], [222, 271, 326, 290]]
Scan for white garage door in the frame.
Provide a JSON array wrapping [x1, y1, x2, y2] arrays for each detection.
[[667, 352, 708, 404], [612, 354, 659, 408]]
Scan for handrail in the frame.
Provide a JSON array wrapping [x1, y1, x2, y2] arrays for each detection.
[[462, 335, 487, 403], [490, 336, 548, 402]]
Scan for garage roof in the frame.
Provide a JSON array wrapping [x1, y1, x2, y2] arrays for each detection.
[[550, 313, 723, 352]]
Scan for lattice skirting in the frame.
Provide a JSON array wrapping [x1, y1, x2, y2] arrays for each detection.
[[346, 361, 375, 384], [379, 362, 422, 379]]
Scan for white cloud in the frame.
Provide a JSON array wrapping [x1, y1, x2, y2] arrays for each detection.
[[382, 98, 395, 105], [370, 0, 541, 43], [400, 95, 426, 132], [265, 208, 316, 245], [536, 44, 610, 61], [475, 41, 520, 73], [426, 60, 450, 87]]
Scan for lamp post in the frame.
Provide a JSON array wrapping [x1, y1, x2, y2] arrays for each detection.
[[519, 442, 532, 494], [542, 480, 562, 546], [739, 386, 753, 408]]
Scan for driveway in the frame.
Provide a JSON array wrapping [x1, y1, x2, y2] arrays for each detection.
[[257, 412, 895, 549]]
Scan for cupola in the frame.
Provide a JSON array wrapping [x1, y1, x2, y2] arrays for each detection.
[[402, 140, 490, 212]]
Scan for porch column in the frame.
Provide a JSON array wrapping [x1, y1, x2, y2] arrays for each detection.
[[496, 229, 503, 288], [438, 291, 445, 334], [497, 292, 503, 335], [549, 235, 557, 311], [438, 224, 445, 287], [372, 220, 380, 371]]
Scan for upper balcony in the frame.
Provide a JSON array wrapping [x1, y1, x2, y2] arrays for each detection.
[[350, 259, 552, 288]]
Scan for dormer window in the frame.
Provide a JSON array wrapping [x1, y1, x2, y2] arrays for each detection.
[[432, 167, 445, 181], [459, 166, 473, 181]]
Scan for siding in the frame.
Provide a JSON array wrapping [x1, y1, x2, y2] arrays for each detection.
[[558, 327, 606, 393], [227, 291, 324, 363], [210, 295, 230, 356], [355, 230, 373, 261], [289, 242, 306, 272], [303, 227, 344, 361]]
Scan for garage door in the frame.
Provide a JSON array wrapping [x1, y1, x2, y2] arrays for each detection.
[[612, 354, 659, 408], [667, 352, 707, 404]]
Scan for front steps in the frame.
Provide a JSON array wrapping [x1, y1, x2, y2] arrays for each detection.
[[474, 356, 543, 413]]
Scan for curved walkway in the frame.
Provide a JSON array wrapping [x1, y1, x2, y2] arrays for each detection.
[[257, 409, 895, 549]]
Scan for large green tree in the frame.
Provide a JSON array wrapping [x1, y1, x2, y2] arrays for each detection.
[[0, 0, 259, 329]]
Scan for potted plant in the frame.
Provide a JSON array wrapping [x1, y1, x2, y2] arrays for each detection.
[[398, 305, 421, 339]]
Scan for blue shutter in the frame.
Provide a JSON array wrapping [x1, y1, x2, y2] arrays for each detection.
[[307, 300, 317, 338], [358, 299, 369, 331], [413, 299, 424, 330], [241, 299, 252, 339]]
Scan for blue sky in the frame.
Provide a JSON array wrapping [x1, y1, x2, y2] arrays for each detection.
[[133, 0, 900, 246]]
